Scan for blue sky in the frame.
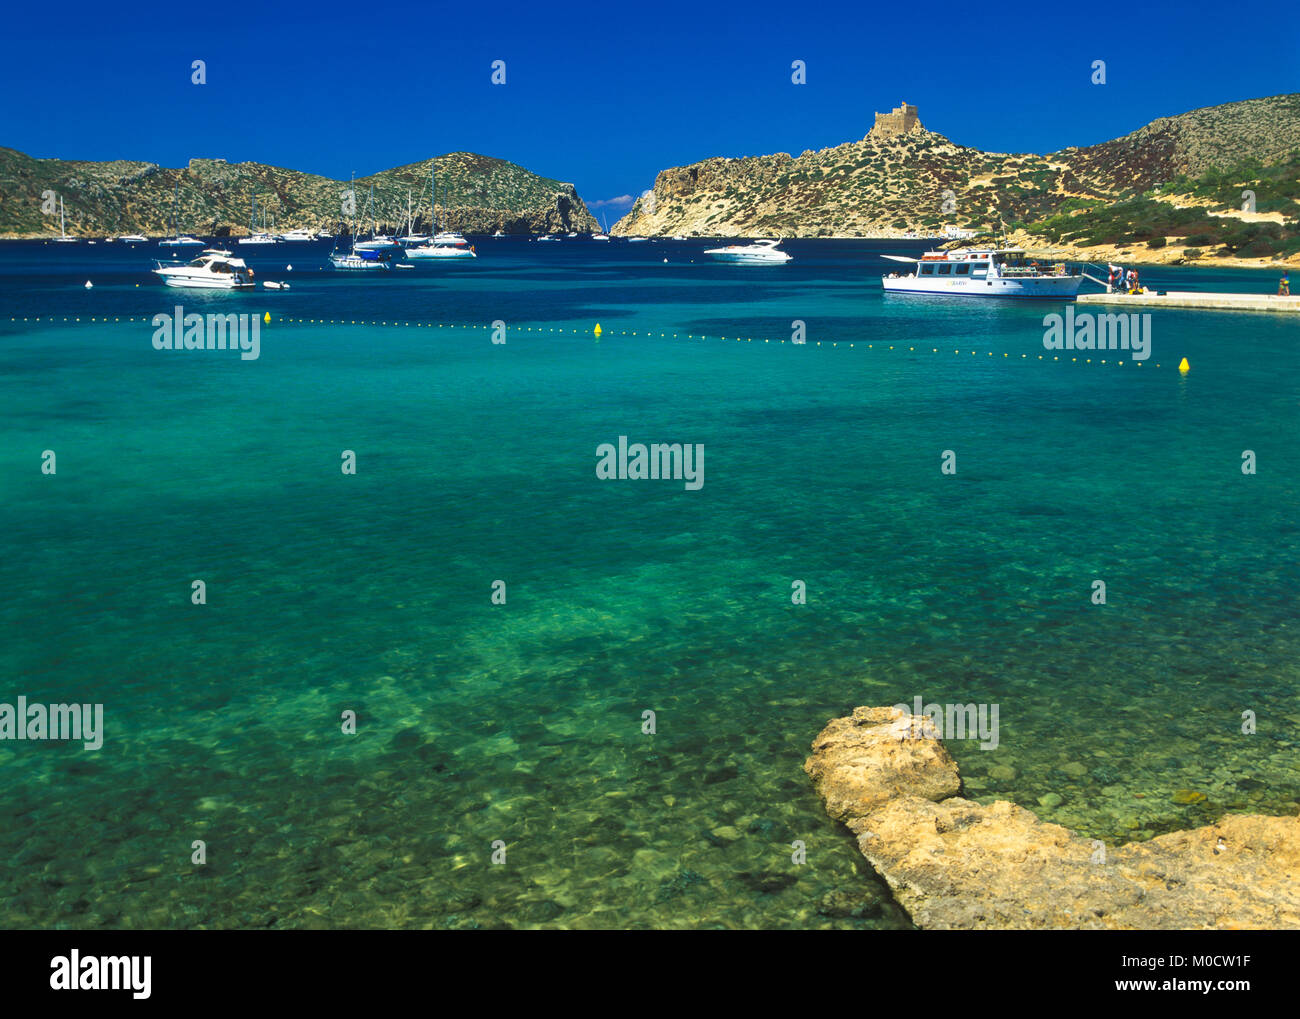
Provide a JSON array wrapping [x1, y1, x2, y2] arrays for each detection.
[[5, 0, 1297, 210]]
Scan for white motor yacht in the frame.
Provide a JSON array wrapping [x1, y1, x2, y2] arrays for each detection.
[[120, 234, 148, 243], [239, 232, 278, 245], [159, 235, 205, 247], [703, 238, 792, 263], [278, 228, 316, 243], [153, 249, 255, 289], [880, 247, 1083, 298]]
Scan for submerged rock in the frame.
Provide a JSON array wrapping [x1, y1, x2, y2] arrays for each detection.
[[804, 706, 1300, 929]]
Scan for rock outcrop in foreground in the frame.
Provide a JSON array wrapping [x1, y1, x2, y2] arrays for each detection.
[[805, 706, 1300, 929]]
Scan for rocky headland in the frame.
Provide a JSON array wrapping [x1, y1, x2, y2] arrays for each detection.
[[805, 706, 1300, 929], [613, 94, 1300, 267], [0, 149, 598, 239]]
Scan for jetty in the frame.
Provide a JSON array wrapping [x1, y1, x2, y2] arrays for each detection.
[[1078, 290, 1299, 314]]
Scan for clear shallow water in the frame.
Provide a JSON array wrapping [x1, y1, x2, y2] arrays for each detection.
[[1, 238, 1297, 929]]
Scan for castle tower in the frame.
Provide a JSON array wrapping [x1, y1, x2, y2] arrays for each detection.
[[870, 101, 922, 139]]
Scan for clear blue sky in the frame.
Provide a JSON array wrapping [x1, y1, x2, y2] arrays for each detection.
[[5, 0, 1296, 211]]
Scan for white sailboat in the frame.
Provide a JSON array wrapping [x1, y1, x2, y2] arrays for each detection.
[[352, 184, 402, 251], [239, 195, 279, 245], [406, 160, 476, 259], [329, 174, 397, 270], [159, 183, 204, 246], [398, 189, 429, 244], [53, 196, 78, 242]]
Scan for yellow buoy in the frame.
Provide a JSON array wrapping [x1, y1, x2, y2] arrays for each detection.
[[1178, 357, 1190, 372], [263, 312, 271, 324], [594, 322, 603, 337]]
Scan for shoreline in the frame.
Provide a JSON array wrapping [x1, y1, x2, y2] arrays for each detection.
[[805, 706, 1300, 929]]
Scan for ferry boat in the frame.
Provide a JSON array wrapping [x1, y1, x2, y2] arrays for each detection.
[[153, 249, 254, 289], [703, 238, 792, 263], [881, 247, 1083, 298]]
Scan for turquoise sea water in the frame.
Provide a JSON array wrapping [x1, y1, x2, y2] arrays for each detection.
[[1, 238, 1297, 929]]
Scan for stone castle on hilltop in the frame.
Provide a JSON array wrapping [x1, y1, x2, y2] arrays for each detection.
[[870, 101, 922, 139]]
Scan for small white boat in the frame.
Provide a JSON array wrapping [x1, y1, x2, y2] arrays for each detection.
[[536, 234, 557, 242], [397, 189, 428, 244], [315, 229, 333, 240], [671, 234, 687, 241], [239, 195, 278, 244], [406, 231, 476, 259], [592, 233, 610, 241], [566, 231, 577, 238], [492, 230, 505, 237], [54, 197, 78, 242], [278, 228, 315, 243], [159, 183, 204, 247], [880, 247, 1084, 299], [153, 249, 254, 289], [626, 236, 648, 243], [120, 234, 148, 243], [703, 238, 792, 263], [263, 280, 289, 289]]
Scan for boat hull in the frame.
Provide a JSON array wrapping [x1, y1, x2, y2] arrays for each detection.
[[329, 255, 393, 270], [154, 272, 253, 289], [404, 248, 475, 259], [705, 252, 791, 263], [881, 275, 1083, 298]]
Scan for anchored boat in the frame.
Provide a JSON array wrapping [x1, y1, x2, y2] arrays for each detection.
[[703, 238, 792, 263], [153, 249, 255, 289], [881, 247, 1083, 298]]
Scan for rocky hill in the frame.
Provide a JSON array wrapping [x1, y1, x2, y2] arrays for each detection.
[[0, 149, 598, 238], [611, 94, 1300, 262]]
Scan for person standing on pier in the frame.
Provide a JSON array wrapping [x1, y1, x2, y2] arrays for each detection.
[[1280, 272, 1290, 297]]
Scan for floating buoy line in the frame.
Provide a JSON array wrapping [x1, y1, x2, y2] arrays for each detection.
[[4, 315, 1177, 369]]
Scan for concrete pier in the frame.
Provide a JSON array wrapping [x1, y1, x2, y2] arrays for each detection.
[[1078, 290, 1299, 314]]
